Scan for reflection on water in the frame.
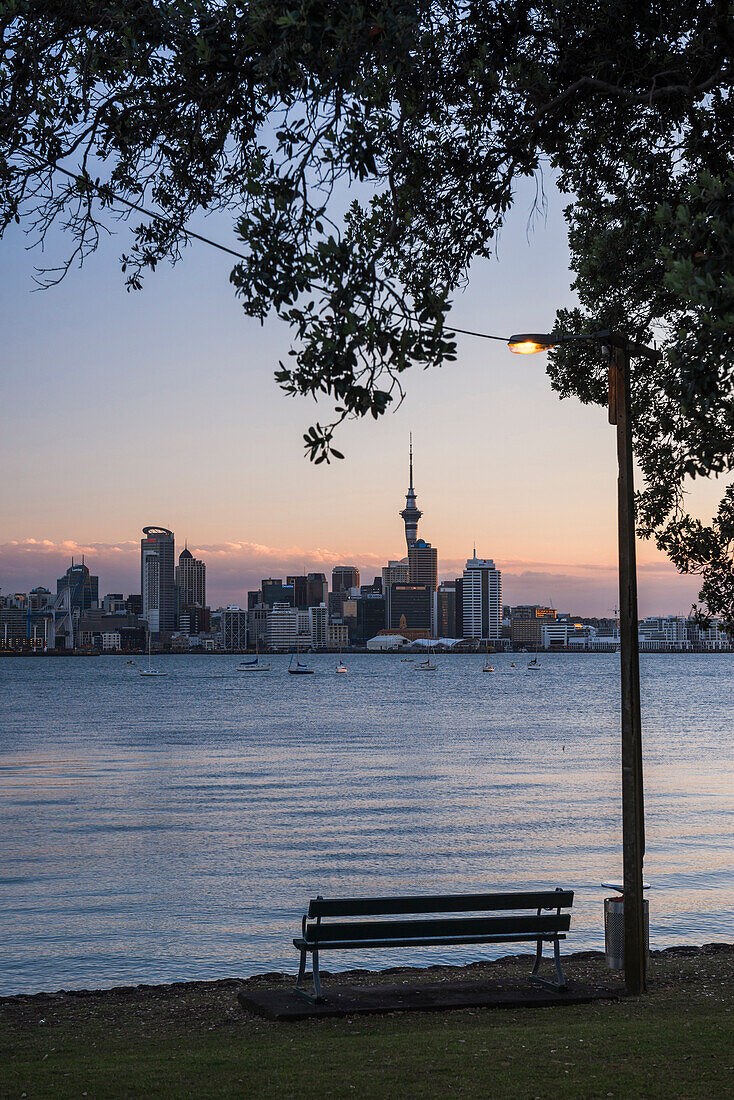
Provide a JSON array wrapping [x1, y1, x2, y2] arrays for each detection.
[[0, 652, 732, 994]]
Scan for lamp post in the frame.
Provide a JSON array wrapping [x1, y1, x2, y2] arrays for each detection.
[[507, 329, 661, 996]]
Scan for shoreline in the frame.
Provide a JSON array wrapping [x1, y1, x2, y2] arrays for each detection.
[[3, 941, 732, 1004]]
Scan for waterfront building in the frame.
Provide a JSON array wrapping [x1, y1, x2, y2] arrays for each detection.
[[454, 577, 463, 638], [437, 582, 457, 637], [220, 606, 248, 650], [247, 605, 269, 650], [462, 554, 502, 640], [140, 527, 176, 638], [179, 605, 210, 637], [56, 559, 99, 612], [354, 594, 387, 644], [509, 605, 556, 649], [175, 545, 206, 607], [382, 559, 408, 590], [638, 616, 691, 650], [399, 434, 422, 551], [408, 538, 438, 589], [328, 622, 349, 649], [309, 604, 328, 649], [386, 583, 432, 634], [266, 604, 299, 650]]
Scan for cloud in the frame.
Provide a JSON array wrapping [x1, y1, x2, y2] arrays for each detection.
[[0, 537, 701, 616]]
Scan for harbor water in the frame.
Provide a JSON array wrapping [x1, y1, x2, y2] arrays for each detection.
[[1, 652, 732, 995]]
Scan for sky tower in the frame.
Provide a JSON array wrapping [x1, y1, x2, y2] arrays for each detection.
[[399, 434, 422, 552]]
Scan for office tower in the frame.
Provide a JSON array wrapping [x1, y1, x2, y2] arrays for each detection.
[[332, 566, 360, 594], [462, 552, 502, 640], [261, 578, 294, 608], [509, 605, 556, 649], [140, 526, 176, 637], [286, 575, 309, 609], [386, 584, 433, 633], [221, 606, 248, 650], [56, 559, 99, 612], [437, 582, 457, 637], [399, 434, 422, 551], [382, 559, 408, 589], [408, 538, 438, 589], [307, 573, 328, 607], [454, 577, 464, 637], [175, 545, 206, 607], [309, 604, 328, 649]]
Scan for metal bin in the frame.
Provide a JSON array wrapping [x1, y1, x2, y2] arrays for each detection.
[[604, 894, 649, 970]]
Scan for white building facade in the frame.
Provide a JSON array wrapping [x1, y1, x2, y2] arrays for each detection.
[[221, 606, 248, 650], [462, 555, 502, 640]]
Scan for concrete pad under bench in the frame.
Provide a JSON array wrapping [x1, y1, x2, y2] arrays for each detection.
[[238, 976, 620, 1021]]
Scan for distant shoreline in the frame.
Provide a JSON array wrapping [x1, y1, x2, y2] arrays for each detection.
[[1, 649, 732, 658]]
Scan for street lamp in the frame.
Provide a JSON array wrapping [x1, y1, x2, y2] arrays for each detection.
[[508, 329, 661, 996]]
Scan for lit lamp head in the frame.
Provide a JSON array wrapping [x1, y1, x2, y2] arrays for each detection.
[[507, 333, 558, 354]]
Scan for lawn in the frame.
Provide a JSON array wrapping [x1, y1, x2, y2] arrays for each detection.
[[1, 946, 732, 1098]]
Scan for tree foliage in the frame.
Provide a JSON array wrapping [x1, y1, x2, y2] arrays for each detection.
[[1, 0, 733, 621]]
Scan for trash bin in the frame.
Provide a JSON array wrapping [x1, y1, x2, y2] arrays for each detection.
[[602, 882, 650, 970]]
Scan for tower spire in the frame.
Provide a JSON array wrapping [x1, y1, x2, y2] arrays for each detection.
[[399, 434, 422, 552]]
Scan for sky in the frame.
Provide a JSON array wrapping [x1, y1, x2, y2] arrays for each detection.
[[0, 175, 721, 616]]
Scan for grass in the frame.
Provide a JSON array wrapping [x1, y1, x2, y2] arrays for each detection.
[[1, 947, 732, 1098]]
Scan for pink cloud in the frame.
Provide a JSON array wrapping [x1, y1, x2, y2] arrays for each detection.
[[0, 538, 702, 616]]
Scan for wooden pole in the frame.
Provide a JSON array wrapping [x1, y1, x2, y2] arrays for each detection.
[[610, 344, 647, 995]]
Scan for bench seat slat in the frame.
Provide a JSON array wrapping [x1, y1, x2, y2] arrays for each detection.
[[295, 932, 567, 951], [303, 914, 570, 943], [308, 890, 573, 918]]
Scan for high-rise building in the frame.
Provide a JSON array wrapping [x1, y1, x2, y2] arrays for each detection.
[[221, 606, 248, 650], [175, 545, 206, 607], [56, 559, 99, 612], [399, 434, 422, 552], [140, 526, 176, 637], [386, 584, 433, 634], [309, 604, 328, 649], [437, 582, 457, 637], [382, 559, 408, 589], [454, 577, 463, 638], [261, 578, 294, 608], [408, 539, 438, 589], [509, 605, 556, 649], [286, 575, 309, 609], [462, 553, 502, 640], [332, 566, 360, 594], [307, 573, 328, 607]]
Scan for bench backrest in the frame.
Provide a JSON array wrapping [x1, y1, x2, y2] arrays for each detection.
[[302, 890, 573, 944], [307, 889, 573, 919]]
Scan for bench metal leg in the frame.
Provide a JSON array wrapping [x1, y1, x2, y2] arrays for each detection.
[[294, 947, 325, 1005], [528, 938, 568, 991]]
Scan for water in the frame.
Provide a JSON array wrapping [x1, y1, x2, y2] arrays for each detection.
[[0, 652, 732, 995]]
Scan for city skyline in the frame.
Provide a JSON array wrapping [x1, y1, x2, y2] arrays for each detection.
[[1, 174, 720, 619]]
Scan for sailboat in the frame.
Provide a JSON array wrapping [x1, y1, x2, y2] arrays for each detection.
[[527, 641, 541, 671], [139, 633, 166, 677], [414, 640, 436, 671], [238, 635, 270, 672], [335, 644, 347, 673], [288, 638, 314, 675], [482, 639, 494, 673]]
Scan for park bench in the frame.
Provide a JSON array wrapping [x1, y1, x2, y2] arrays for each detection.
[[294, 888, 574, 1002]]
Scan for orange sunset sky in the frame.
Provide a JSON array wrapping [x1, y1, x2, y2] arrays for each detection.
[[1, 177, 722, 615]]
